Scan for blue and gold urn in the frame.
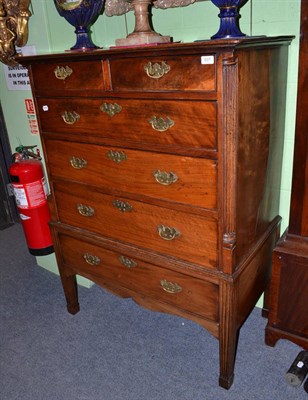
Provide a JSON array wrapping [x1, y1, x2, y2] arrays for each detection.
[[54, 0, 104, 50], [211, 0, 249, 39]]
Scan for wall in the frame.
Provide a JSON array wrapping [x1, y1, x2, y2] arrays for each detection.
[[0, 0, 301, 286]]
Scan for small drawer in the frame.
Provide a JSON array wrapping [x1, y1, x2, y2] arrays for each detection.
[[37, 98, 217, 151], [31, 61, 104, 93], [53, 181, 217, 269], [45, 140, 217, 210], [59, 233, 219, 321], [109, 54, 216, 92]]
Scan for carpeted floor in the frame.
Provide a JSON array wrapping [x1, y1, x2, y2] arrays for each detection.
[[0, 223, 307, 400]]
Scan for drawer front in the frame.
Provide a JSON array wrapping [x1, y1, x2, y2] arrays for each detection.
[[37, 98, 217, 150], [45, 140, 217, 210], [53, 181, 217, 268], [31, 61, 104, 93], [59, 233, 219, 321], [109, 55, 216, 92]]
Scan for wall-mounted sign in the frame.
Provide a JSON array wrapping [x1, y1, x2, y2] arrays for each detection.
[[3, 45, 36, 91], [25, 98, 39, 135]]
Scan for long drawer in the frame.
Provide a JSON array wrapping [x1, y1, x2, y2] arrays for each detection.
[[58, 232, 219, 321], [109, 54, 216, 92], [45, 140, 217, 210], [37, 98, 217, 150], [53, 181, 217, 268]]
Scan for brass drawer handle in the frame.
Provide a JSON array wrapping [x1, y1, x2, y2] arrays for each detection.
[[100, 102, 122, 117], [119, 255, 137, 268], [70, 156, 87, 170], [77, 204, 95, 217], [107, 149, 127, 164], [113, 199, 133, 212], [160, 279, 182, 294], [83, 253, 101, 266], [144, 61, 171, 79], [153, 170, 178, 186], [61, 111, 80, 125], [157, 224, 180, 241], [54, 65, 73, 80], [148, 116, 174, 132]]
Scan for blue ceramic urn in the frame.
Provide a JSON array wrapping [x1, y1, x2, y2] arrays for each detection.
[[211, 0, 249, 39], [54, 0, 104, 50]]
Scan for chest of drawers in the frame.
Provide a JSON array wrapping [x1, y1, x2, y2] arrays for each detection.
[[20, 37, 293, 389]]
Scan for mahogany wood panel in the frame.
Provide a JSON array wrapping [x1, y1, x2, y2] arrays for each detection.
[[109, 54, 216, 92], [266, 235, 308, 349], [20, 37, 293, 390], [275, 255, 308, 336], [265, 1, 308, 350], [53, 226, 220, 337], [237, 222, 279, 326], [31, 61, 105, 93], [44, 139, 218, 209], [59, 233, 219, 322], [289, 0, 308, 236], [53, 180, 218, 268], [37, 97, 218, 150]]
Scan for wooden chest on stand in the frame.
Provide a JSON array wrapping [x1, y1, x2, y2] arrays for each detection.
[[21, 37, 292, 389]]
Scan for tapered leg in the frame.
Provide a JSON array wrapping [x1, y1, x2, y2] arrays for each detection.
[[49, 227, 80, 314], [219, 281, 239, 389], [219, 326, 239, 389], [59, 272, 80, 315]]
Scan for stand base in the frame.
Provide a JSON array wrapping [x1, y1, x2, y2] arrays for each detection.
[[70, 31, 100, 51], [116, 32, 171, 47]]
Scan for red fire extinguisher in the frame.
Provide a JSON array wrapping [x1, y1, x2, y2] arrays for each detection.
[[9, 145, 54, 256]]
